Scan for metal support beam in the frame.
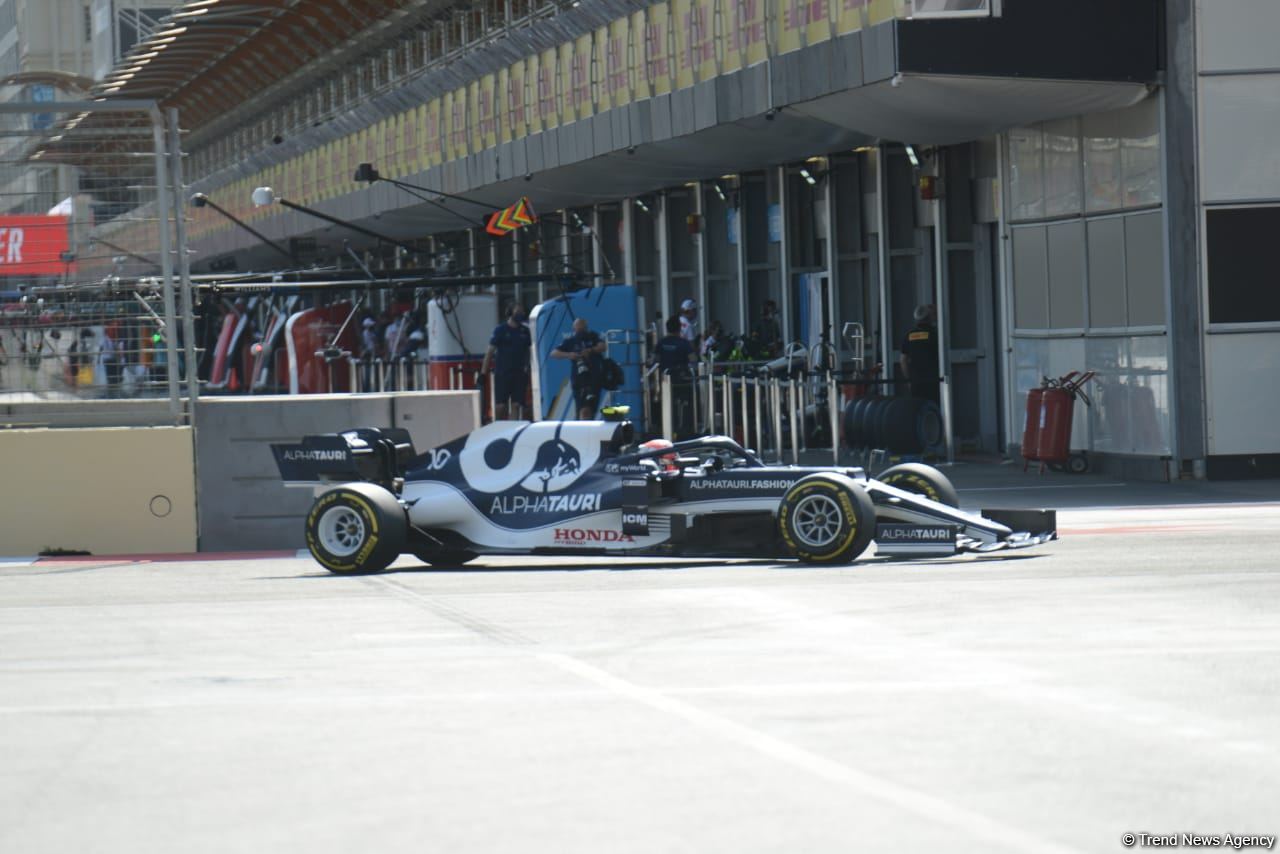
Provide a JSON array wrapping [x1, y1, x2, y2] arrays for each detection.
[[875, 146, 892, 379], [152, 114, 182, 423], [933, 156, 955, 463], [167, 108, 199, 406]]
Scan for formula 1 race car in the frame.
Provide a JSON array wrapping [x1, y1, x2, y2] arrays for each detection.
[[273, 419, 1057, 574]]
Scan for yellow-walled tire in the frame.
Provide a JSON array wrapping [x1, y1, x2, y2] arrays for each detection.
[[305, 483, 407, 574], [878, 463, 959, 508], [778, 474, 875, 565]]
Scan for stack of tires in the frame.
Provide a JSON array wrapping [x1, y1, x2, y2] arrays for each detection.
[[842, 396, 944, 455]]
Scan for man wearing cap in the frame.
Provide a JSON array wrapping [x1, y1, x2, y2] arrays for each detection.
[[678, 298, 699, 345], [899, 304, 940, 404], [482, 305, 532, 419]]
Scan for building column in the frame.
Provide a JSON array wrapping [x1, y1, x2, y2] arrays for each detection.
[[1163, 0, 1207, 473]]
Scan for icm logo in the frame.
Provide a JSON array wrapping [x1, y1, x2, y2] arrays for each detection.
[[553, 528, 636, 544], [621, 512, 647, 526]]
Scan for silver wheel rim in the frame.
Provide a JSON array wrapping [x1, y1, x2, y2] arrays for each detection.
[[792, 493, 844, 548], [317, 505, 366, 557]]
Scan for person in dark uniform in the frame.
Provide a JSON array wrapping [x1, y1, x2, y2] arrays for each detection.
[[652, 316, 696, 438], [899, 304, 940, 404], [653, 316, 695, 378], [752, 300, 782, 358], [482, 305, 532, 419], [551, 316, 607, 419]]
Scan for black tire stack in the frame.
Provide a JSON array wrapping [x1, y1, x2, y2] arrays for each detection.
[[843, 396, 944, 455]]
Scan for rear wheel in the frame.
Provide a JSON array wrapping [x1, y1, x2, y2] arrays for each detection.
[[878, 463, 959, 507], [778, 474, 875, 564], [305, 484, 407, 574]]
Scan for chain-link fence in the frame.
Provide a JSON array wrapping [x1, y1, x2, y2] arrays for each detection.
[[0, 100, 194, 424]]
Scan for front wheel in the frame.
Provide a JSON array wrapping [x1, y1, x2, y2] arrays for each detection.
[[877, 462, 959, 508], [778, 474, 875, 565], [306, 483, 407, 574]]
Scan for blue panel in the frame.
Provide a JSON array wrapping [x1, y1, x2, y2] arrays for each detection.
[[531, 285, 644, 431]]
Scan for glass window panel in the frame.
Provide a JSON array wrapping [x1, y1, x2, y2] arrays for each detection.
[[1206, 206, 1280, 324], [1083, 111, 1122, 213], [1120, 98, 1162, 208], [1043, 118, 1081, 218], [1008, 125, 1044, 221]]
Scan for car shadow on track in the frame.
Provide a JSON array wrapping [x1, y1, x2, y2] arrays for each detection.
[[258, 552, 1045, 580]]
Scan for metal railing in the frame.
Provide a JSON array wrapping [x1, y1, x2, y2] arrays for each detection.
[[647, 343, 849, 465]]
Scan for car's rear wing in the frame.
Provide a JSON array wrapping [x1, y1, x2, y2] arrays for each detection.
[[272, 428, 415, 488]]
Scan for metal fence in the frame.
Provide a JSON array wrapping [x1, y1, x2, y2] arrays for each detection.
[[0, 100, 195, 425]]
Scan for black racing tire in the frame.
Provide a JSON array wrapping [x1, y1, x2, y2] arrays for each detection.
[[777, 473, 875, 565], [305, 483, 407, 574], [843, 397, 870, 447], [878, 462, 959, 508], [412, 549, 479, 568]]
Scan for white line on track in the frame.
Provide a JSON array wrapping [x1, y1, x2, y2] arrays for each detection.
[[539, 651, 1089, 854], [959, 483, 1127, 491]]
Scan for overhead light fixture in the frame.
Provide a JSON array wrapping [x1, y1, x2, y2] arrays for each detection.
[[152, 27, 188, 37], [132, 51, 159, 59], [713, 183, 726, 202], [905, 144, 920, 168], [634, 199, 650, 214], [172, 8, 209, 18], [800, 168, 817, 186]]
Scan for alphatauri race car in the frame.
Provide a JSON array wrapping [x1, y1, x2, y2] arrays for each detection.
[[273, 419, 1057, 574]]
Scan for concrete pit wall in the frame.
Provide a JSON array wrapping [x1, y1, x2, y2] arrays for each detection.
[[0, 426, 198, 556], [193, 391, 479, 551]]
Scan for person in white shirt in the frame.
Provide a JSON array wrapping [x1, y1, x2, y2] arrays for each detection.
[[678, 298, 698, 344]]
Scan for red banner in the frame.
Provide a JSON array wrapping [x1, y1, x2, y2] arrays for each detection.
[[0, 215, 72, 276]]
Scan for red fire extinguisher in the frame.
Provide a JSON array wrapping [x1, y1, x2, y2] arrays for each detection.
[[1023, 371, 1095, 474], [1021, 386, 1046, 460]]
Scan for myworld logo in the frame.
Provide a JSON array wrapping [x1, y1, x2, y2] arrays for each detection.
[[553, 528, 635, 544]]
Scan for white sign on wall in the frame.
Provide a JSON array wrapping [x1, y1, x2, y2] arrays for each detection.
[[910, 0, 994, 19]]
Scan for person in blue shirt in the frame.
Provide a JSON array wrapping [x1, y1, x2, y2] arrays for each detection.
[[551, 316, 607, 419], [651, 316, 696, 437], [653, 316, 694, 378], [482, 305, 532, 419]]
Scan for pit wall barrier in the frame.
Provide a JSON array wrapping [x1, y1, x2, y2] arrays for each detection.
[[0, 426, 197, 556], [193, 391, 479, 551]]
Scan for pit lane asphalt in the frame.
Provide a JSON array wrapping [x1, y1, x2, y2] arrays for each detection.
[[3, 477, 1279, 854]]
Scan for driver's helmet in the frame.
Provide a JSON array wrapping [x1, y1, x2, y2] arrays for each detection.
[[639, 438, 678, 471]]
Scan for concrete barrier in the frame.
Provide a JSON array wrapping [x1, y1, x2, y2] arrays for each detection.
[[193, 391, 479, 551], [0, 397, 182, 429], [0, 426, 197, 556]]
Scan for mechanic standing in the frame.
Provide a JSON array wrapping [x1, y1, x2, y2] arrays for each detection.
[[551, 316, 608, 420], [652, 315, 696, 437], [482, 304, 532, 420], [899, 304, 941, 404], [752, 299, 782, 358]]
